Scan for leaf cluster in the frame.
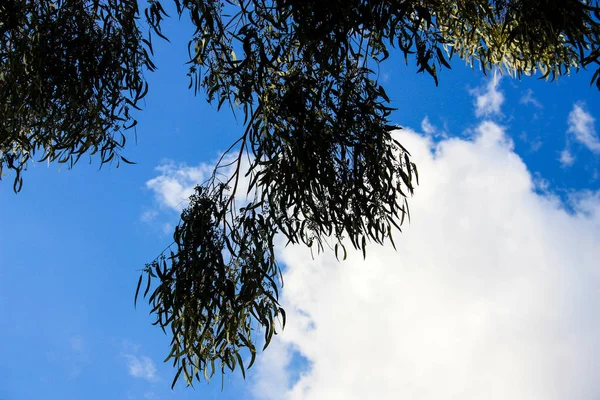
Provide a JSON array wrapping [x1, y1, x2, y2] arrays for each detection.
[[434, 0, 600, 84], [136, 184, 284, 388], [0, 0, 153, 190]]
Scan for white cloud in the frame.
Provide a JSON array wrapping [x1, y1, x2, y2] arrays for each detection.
[[471, 75, 504, 118], [421, 116, 437, 135], [251, 339, 296, 399], [569, 190, 600, 226], [420, 116, 448, 139], [560, 148, 575, 167], [124, 355, 159, 383], [147, 153, 254, 212], [532, 172, 551, 193], [250, 122, 600, 400], [146, 162, 214, 211], [567, 103, 600, 154], [520, 89, 543, 109]]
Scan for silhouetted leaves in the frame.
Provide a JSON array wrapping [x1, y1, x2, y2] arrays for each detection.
[[136, 184, 283, 386], [0, 0, 155, 190], [3, 0, 599, 389]]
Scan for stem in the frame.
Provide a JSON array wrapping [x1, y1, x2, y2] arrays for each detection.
[[223, 105, 261, 213]]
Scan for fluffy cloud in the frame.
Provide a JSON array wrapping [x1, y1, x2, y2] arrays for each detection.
[[471, 75, 504, 117], [124, 355, 159, 383], [567, 103, 600, 154], [146, 162, 214, 211], [146, 154, 253, 212], [249, 122, 600, 400]]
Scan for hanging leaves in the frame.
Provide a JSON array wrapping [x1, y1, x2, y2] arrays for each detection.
[[3, 0, 599, 389], [136, 0, 600, 388], [0, 0, 155, 191]]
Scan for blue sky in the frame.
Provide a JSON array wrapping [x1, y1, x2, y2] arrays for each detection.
[[1, 10, 600, 400]]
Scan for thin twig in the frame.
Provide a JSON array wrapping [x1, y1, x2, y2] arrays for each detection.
[[223, 105, 262, 213]]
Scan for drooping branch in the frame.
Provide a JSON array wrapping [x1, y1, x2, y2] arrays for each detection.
[[135, 0, 600, 389]]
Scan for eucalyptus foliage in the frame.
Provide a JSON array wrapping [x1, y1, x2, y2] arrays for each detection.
[[0, 0, 152, 191], [3, 0, 599, 389]]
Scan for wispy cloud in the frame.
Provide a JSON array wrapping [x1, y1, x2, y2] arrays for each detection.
[[567, 103, 600, 154], [143, 391, 158, 400], [520, 89, 543, 109], [124, 355, 159, 383], [421, 116, 437, 135], [471, 74, 504, 118], [140, 210, 159, 223], [66, 335, 89, 380], [519, 131, 543, 152]]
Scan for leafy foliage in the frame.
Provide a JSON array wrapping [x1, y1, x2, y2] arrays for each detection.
[[135, 0, 600, 388], [0, 0, 153, 191], [137, 184, 283, 386], [3, 0, 600, 389], [436, 0, 600, 81]]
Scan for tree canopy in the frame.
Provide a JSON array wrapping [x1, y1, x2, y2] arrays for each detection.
[[2, 0, 600, 389]]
